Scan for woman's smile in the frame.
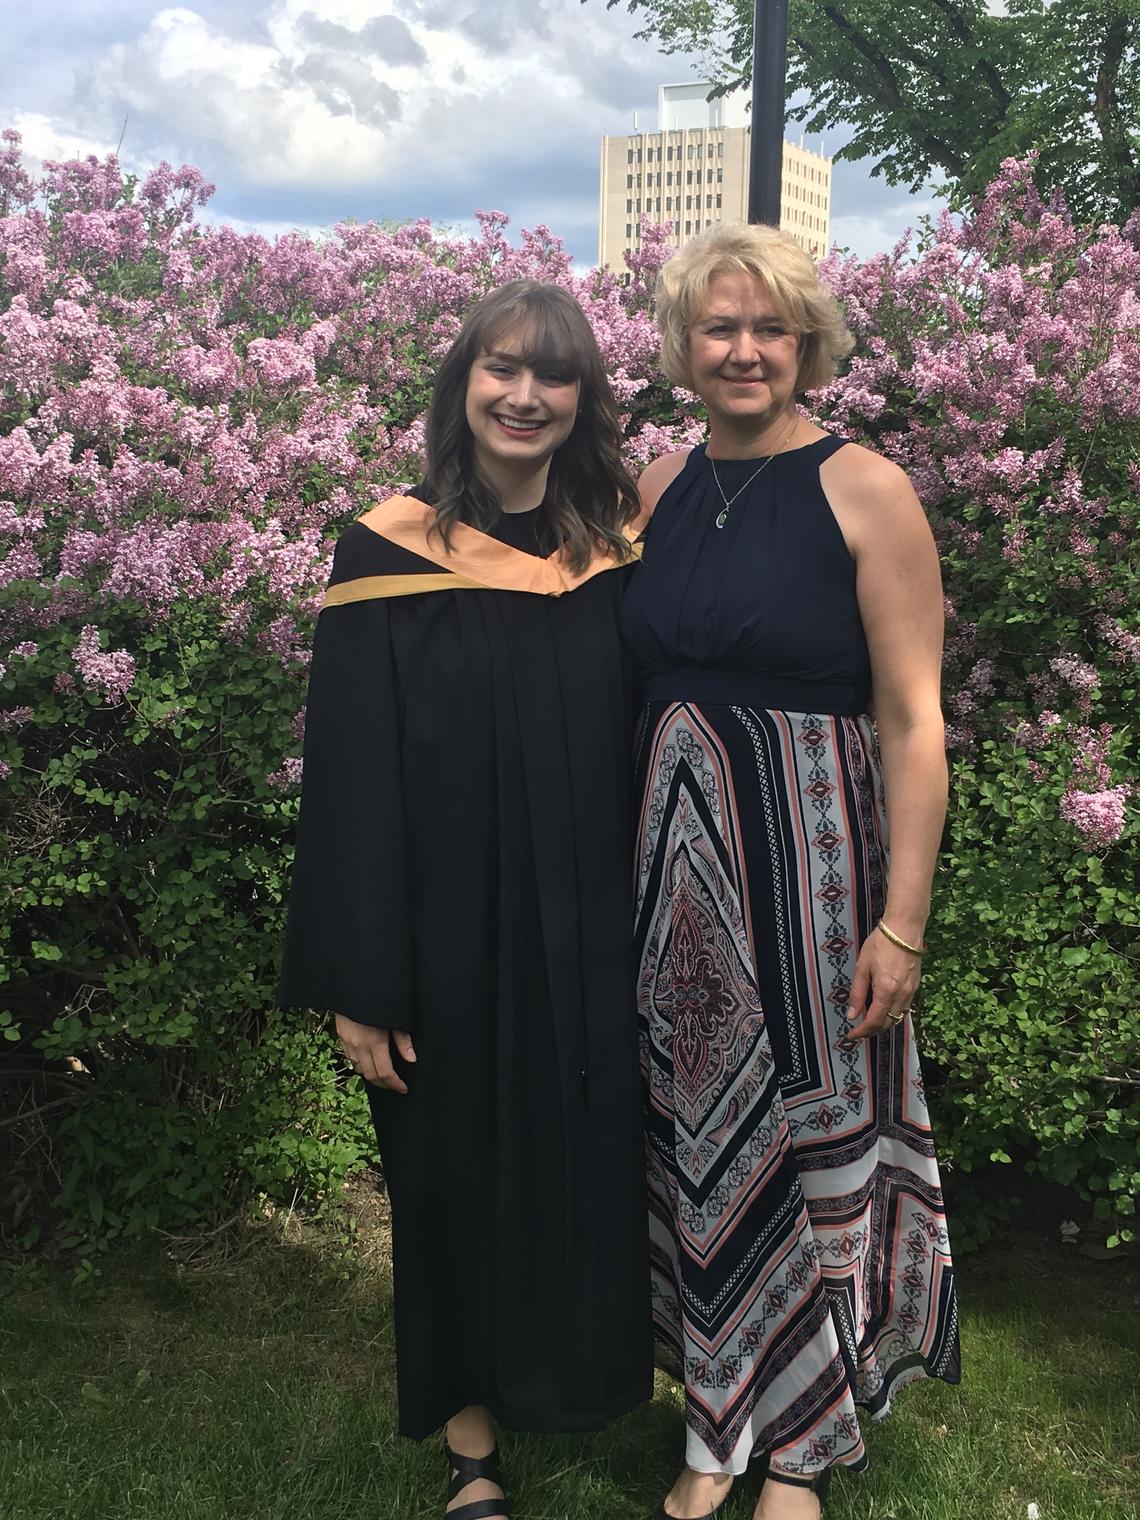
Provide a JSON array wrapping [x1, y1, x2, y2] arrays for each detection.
[[491, 413, 548, 435]]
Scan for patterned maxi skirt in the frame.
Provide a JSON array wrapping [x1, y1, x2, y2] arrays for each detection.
[[634, 702, 961, 1476]]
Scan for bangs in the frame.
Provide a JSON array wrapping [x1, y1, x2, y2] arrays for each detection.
[[475, 288, 595, 379], [688, 256, 805, 333]]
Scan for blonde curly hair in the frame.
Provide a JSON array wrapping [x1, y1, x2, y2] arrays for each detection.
[[656, 222, 853, 394]]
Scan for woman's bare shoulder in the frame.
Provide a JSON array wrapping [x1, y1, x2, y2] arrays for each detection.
[[821, 439, 911, 495], [638, 450, 691, 515], [820, 441, 934, 564]]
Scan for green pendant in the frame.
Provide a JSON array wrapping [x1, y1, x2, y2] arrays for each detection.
[[715, 509, 728, 529]]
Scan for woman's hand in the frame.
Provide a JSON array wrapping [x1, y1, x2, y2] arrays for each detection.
[[334, 1014, 416, 1092], [844, 931, 921, 1040]]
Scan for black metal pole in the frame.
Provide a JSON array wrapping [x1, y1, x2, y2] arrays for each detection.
[[748, 0, 789, 225]]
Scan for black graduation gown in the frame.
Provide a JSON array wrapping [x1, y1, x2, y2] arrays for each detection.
[[279, 495, 653, 1439]]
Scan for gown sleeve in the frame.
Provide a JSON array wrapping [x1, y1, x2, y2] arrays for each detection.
[[277, 524, 415, 1030]]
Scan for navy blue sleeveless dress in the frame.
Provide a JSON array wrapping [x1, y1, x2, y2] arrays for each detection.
[[622, 437, 960, 1477]]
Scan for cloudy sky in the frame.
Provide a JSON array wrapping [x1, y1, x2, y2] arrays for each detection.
[[4, 1, 937, 262]]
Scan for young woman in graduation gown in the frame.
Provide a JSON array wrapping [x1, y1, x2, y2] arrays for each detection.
[[279, 280, 653, 1520]]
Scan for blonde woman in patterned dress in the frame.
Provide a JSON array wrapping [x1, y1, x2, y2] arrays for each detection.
[[621, 224, 961, 1520]]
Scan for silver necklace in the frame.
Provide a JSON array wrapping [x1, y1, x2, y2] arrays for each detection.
[[709, 420, 799, 529]]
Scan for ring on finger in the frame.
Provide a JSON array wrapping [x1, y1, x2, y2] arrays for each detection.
[[887, 1007, 909, 1024]]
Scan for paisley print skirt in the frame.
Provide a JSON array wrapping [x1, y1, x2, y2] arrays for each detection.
[[633, 702, 960, 1476]]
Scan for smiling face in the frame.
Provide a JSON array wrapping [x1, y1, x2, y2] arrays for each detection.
[[687, 269, 801, 432], [464, 333, 581, 482]]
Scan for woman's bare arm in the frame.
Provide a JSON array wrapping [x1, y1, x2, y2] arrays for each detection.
[[821, 445, 947, 1038]]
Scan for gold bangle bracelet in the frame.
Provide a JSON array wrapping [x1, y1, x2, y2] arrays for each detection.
[[877, 920, 927, 957]]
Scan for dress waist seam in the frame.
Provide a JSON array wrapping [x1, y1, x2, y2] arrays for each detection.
[[641, 668, 870, 716]]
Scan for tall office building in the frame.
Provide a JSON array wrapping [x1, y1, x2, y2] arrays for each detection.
[[598, 83, 832, 270]]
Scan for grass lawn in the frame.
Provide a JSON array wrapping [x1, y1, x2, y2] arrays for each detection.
[[1, 1186, 1137, 1520]]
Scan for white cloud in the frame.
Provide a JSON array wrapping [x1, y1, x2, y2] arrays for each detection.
[[829, 183, 946, 260], [71, 7, 381, 185], [196, 203, 326, 241], [61, 1, 661, 195], [5, 108, 122, 168], [294, 10, 428, 65]]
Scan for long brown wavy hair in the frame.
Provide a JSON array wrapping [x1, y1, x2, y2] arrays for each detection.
[[415, 281, 640, 572]]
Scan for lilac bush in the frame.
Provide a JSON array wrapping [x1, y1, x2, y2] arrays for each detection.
[[813, 157, 1139, 1241], [1, 133, 1135, 1248]]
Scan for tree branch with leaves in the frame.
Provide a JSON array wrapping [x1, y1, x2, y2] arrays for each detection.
[[585, 0, 1140, 220]]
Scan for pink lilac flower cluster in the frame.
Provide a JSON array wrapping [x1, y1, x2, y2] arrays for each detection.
[[1096, 614, 1140, 665], [1049, 654, 1100, 716], [266, 756, 304, 792], [1059, 785, 1131, 848], [71, 624, 137, 702], [0, 137, 1134, 844]]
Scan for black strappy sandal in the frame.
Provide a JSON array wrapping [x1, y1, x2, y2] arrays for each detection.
[[766, 1467, 831, 1511], [443, 1438, 510, 1520]]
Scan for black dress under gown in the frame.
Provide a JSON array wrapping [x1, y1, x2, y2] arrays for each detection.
[[279, 495, 653, 1439]]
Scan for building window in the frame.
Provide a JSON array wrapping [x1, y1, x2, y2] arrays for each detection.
[[718, 142, 724, 156], [686, 194, 693, 209], [626, 174, 633, 189], [717, 167, 723, 183], [625, 223, 632, 237], [716, 193, 723, 209], [687, 170, 693, 185], [626, 149, 633, 163], [687, 144, 694, 160], [707, 144, 714, 157], [685, 220, 692, 233], [626, 199, 632, 213], [667, 145, 673, 161], [706, 194, 712, 208]]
